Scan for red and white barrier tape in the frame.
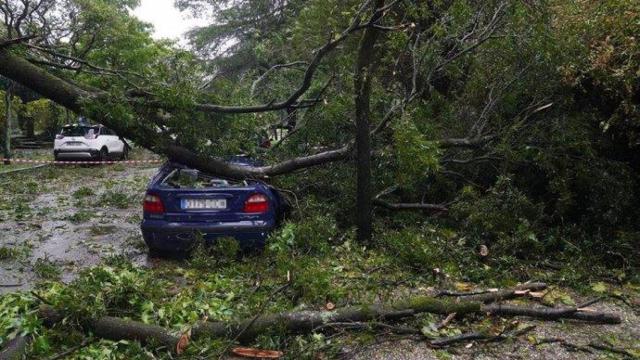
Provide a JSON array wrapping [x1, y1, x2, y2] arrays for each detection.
[[0, 158, 163, 165]]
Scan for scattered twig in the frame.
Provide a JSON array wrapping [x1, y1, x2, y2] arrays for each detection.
[[312, 321, 421, 335], [217, 282, 291, 359], [47, 338, 96, 360], [435, 313, 457, 330], [31, 291, 53, 305], [437, 289, 492, 297], [431, 325, 536, 347], [588, 342, 639, 359], [0, 283, 23, 288]]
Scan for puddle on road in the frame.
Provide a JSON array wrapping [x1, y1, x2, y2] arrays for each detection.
[[0, 163, 170, 294]]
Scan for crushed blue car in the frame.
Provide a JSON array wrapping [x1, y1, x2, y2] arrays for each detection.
[[140, 161, 286, 255]]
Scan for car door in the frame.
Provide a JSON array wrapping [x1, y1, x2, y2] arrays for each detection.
[[111, 129, 126, 153], [104, 128, 123, 153]]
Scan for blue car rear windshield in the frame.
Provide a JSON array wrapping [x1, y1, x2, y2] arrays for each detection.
[[162, 169, 249, 189]]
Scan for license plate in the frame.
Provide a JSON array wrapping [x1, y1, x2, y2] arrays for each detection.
[[67, 142, 83, 146], [181, 198, 227, 210]]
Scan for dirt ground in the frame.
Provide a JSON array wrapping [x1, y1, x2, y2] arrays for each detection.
[[0, 149, 638, 359]]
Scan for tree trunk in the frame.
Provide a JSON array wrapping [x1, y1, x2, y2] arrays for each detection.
[[354, 0, 385, 244], [26, 283, 619, 357], [38, 306, 188, 355], [192, 283, 620, 343], [24, 115, 34, 138], [88, 317, 187, 354], [3, 83, 12, 164], [0, 335, 29, 360], [193, 295, 482, 342]]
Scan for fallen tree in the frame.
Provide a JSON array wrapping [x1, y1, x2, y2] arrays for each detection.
[[1, 282, 621, 359], [38, 306, 189, 355], [192, 283, 620, 342], [0, 335, 29, 360]]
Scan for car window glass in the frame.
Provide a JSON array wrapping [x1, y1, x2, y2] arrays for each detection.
[[61, 127, 85, 136], [61, 126, 93, 136]]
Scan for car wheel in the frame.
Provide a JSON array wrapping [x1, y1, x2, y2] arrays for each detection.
[[148, 247, 186, 259], [120, 146, 129, 161], [99, 147, 108, 162]]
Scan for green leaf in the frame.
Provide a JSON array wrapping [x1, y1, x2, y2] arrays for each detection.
[[591, 282, 608, 293]]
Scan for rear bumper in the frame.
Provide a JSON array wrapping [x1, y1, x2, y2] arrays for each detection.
[[54, 149, 100, 159], [140, 219, 274, 252]]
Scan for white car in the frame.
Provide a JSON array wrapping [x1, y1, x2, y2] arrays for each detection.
[[54, 124, 129, 161]]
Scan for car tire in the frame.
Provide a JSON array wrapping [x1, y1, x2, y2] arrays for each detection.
[[120, 146, 129, 161], [148, 247, 186, 259], [99, 147, 108, 162]]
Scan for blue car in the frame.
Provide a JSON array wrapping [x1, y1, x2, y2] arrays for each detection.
[[140, 161, 285, 255]]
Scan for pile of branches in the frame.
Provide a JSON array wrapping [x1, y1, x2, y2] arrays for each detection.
[[0, 282, 625, 359]]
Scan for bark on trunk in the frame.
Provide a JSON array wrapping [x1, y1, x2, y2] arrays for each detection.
[[28, 283, 619, 356], [192, 283, 620, 343], [0, 335, 29, 360], [354, 0, 385, 244], [38, 307, 187, 354], [89, 317, 187, 353], [192, 296, 482, 342], [3, 83, 12, 164], [483, 304, 621, 324]]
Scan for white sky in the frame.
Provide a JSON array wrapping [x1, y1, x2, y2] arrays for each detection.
[[131, 0, 208, 43]]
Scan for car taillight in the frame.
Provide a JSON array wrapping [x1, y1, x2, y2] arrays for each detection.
[[143, 194, 165, 214], [243, 194, 269, 213]]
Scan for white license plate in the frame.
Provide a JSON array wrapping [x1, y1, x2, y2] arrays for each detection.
[[181, 198, 227, 209], [67, 142, 83, 146]]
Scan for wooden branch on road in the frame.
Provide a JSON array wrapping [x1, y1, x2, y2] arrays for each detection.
[[373, 199, 449, 212]]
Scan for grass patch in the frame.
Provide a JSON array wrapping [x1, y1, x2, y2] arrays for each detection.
[[0, 246, 18, 260], [66, 210, 93, 223], [98, 190, 133, 209], [33, 257, 61, 280], [90, 225, 118, 236], [73, 187, 95, 199]]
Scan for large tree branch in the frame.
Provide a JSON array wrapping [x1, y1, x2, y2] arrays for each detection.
[[0, 43, 353, 179], [165, 144, 351, 179], [373, 199, 449, 212], [438, 135, 495, 149], [0, 44, 93, 112], [0, 34, 36, 47], [193, 0, 398, 114]]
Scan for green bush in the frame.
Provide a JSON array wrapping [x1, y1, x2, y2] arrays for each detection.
[[452, 176, 546, 259], [268, 214, 337, 256], [377, 225, 468, 276]]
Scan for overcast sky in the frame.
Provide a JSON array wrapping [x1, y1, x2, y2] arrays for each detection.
[[131, 0, 208, 43]]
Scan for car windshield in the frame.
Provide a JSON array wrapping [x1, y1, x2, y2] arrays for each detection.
[[162, 168, 249, 189], [61, 126, 97, 137]]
